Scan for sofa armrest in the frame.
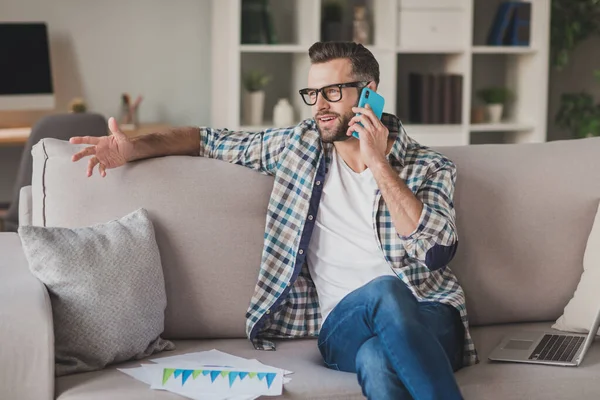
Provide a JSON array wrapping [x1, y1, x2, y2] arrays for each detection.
[[19, 186, 32, 227], [0, 233, 53, 400]]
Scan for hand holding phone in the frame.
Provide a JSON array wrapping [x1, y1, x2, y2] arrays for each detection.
[[352, 87, 385, 139]]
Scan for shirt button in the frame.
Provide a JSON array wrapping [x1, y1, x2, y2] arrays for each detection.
[[308, 215, 314, 220], [299, 249, 304, 255], [315, 181, 321, 186], [266, 310, 271, 315]]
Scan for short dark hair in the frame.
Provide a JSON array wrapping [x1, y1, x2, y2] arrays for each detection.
[[308, 41, 380, 87]]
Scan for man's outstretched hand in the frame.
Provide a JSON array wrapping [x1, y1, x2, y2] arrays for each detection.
[[70, 117, 134, 177]]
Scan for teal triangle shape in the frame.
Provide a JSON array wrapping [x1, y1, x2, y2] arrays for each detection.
[[228, 371, 239, 387], [202, 370, 210, 376], [182, 370, 193, 385], [239, 372, 248, 380], [257, 372, 267, 381], [210, 370, 221, 382], [265, 373, 277, 389], [174, 369, 183, 379]]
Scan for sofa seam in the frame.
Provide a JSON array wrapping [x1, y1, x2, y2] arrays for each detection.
[[41, 140, 48, 227]]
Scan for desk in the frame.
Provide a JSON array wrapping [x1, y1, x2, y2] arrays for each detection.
[[0, 123, 171, 147], [0, 127, 31, 146]]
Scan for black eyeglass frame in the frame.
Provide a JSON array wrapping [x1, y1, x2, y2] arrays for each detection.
[[298, 81, 370, 106]]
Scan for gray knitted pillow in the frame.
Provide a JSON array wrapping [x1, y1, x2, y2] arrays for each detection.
[[18, 208, 175, 376]]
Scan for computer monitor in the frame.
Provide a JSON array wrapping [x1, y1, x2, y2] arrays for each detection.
[[0, 22, 55, 111]]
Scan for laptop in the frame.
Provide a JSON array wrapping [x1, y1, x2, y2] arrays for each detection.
[[488, 308, 600, 367]]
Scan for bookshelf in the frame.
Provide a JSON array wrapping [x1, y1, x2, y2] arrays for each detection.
[[211, 0, 550, 146]]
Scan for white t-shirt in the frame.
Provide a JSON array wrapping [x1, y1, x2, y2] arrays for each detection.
[[307, 148, 397, 323]]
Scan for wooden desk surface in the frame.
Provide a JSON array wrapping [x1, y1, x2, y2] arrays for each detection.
[[0, 123, 171, 146], [0, 127, 32, 146]]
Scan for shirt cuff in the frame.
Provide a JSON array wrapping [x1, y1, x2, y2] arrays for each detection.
[[398, 203, 429, 241]]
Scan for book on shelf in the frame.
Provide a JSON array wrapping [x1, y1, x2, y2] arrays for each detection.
[[487, 1, 531, 46], [241, 0, 277, 44], [408, 73, 463, 125]]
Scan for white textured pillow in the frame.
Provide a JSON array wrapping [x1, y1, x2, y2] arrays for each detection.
[[552, 201, 600, 334], [18, 208, 175, 376]]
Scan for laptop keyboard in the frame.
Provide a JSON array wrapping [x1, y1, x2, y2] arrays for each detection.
[[529, 334, 585, 362]]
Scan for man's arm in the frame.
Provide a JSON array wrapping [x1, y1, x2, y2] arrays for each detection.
[[128, 125, 292, 176], [371, 160, 458, 271], [72, 117, 293, 177], [127, 126, 201, 161]]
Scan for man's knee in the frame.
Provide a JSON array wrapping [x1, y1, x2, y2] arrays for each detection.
[[362, 275, 416, 308]]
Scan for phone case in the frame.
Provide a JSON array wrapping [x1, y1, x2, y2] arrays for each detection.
[[352, 88, 385, 139]]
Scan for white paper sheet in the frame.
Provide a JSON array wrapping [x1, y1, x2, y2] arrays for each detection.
[[118, 349, 293, 400]]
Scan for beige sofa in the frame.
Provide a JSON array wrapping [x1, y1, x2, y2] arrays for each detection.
[[2, 136, 600, 400]]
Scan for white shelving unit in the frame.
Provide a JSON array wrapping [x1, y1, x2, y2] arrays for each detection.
[[211, 0, 550, 146]]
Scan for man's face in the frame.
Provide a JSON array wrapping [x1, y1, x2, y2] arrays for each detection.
[[306, 59, 362, 143]]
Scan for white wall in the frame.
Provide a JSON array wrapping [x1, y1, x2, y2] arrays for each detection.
[[0, 0, 212, 203]]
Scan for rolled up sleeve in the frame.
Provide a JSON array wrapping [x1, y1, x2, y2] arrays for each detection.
[[400, 162, 458, 271]]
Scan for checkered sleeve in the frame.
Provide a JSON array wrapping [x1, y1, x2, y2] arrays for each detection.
[[400, 161, 458, 271], [197, 126, 293, 176]]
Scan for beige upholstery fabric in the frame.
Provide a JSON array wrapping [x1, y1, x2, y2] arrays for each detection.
[[433, 138, 600, 326], [31, 137, 600, 336], [31, 138, 273, 339], [0, 233, 54, 400], [55, 323, 600, 400], [18, 186, 32, 227], [18, 209, 175, 376]]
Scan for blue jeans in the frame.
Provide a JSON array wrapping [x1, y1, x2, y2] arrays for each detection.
[[317, 275, 464, 400]]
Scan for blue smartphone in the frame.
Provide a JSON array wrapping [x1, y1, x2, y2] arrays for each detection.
[[352, 87, 385, 139]]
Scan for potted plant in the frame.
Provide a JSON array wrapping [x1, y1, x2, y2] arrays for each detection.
[[242, 69, 271, 126], [556, 70, 600, 138], [477, 87, 514, 123]]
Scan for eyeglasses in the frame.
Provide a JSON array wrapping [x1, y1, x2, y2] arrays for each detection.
[[298, 81, 370, 106]]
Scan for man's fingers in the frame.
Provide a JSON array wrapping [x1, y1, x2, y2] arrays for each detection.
[[87, 156, 100, 177], [353, 106, 381, 128], [70, 136, 101, 145], [108, 117, 126, 138], [99, 163, 107, 178], [72, 146, 97, 162]]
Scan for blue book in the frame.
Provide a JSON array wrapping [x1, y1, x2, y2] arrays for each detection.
[[487, 2, 519, 46], [505, 2, 531, 46]]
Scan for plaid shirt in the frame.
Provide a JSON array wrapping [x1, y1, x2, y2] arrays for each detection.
[[198, 113, 479, 367]]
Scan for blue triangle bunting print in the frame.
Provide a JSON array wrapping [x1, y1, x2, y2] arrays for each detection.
[[182, 370, 193, 385], [210, 370, 221, 382], [228, 372, 239, 387], [257, 372, 267, 381], [174, 369, 183, 379], [265, 373, 277, 389], [202, 370, 210, 376], [239, 372, 248, 380]]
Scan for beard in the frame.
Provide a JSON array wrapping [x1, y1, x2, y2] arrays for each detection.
[[315, 110, 355, 143]]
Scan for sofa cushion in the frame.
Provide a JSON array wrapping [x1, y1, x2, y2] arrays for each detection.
[[31, 137, 600, 336], [55, 339, 364, 400], [434, 138, 600, 326], [55, 323, 600, 400], [552, 200, 600, 334], [31, 138, 273, 339], [18, 208, 175, 376]]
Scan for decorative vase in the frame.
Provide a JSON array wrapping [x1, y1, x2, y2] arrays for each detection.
[[243, 90, 265, 126], [487, 104, 503, 123], [273, 98, 294, 127], [353, 6, 370, 44]]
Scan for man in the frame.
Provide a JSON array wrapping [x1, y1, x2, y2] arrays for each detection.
[[71, 41, 478, 399]]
